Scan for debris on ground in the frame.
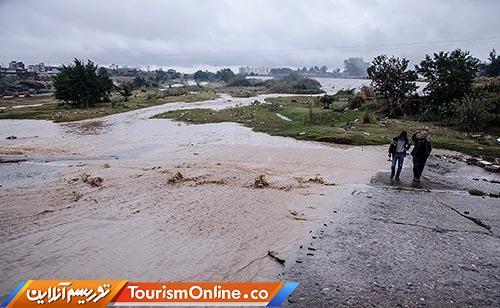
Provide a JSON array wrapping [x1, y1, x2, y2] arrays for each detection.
[[103, 163, 110, 168], [167, 172, 185, 184], [71, 191, 83, 202], [267, 251, 285, 265], [279, 185, 292, 191], [6, 135, 17, 140], [195, 178, 227, 186], [253, 175, 270, 188], [307, 175, 336, 186], [469, 189, 486, 196], [81, 173, 103, 187], [289, 210, 307, 221], [307, 175, 326, 184], [438, 154, 500, 173]]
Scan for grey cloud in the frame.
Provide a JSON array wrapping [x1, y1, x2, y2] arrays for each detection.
[[1, 0, 499, 70]]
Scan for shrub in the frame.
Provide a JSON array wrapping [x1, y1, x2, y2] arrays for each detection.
[[455, 94, 489, 131], [359, 85, 375, 100], [265, 74, 323, 94], [266, 101, 281, 112], [400, 95, 423, 116], [166, 87, 189, 96], [336, 88, 355, 96], [227, 77, 251, 87], [348, 95, 365, 109], [362, 111, 374, 123], [320, 94, 335, 109]]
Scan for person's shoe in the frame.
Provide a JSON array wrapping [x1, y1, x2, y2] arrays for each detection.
[[395, 177, 400, 181]]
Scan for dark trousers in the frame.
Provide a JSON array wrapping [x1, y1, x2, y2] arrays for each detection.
[[413, 156, 428, 179]]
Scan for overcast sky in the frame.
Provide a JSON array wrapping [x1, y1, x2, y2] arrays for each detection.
[[1, 0, 499, 72]]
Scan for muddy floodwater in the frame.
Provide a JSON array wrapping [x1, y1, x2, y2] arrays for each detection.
[[0, 94, 388, 298], [1, 93, 498, 306]]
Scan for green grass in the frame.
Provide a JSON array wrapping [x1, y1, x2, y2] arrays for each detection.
[[153, 96, 500, 159], [0, 91, 217, 122]]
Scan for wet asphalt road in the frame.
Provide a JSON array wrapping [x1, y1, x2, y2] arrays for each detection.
[[284, 156, 500, 307]]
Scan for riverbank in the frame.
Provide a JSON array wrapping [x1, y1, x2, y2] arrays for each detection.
[[0, 90, 217, 122], [153, 96, 500, 159]]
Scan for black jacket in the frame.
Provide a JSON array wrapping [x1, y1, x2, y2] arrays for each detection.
[[410, 133, 432, 158], [389, 136, 410, 154]]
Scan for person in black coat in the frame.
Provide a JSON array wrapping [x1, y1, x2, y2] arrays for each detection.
[[411, 130, 432, 184]]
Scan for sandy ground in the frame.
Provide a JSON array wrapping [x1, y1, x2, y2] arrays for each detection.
[[0, 94, 389, 300]]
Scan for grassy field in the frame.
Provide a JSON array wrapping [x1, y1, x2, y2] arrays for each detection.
[[0, 91, 217, 122], [153, 95, 500, 159]]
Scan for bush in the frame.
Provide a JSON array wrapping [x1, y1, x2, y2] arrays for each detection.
[[265, 101, 281, 112], [455, 95, 489, 131], [165, 87, 189, 96], [400, 95, 423, 116], [320, 94, 335, 109], [359, 85, 375, 100], [362, 110, 374, 123], [303, 108, 328, 125], [265, 74, 323, 94], [336, 88, 355, 96], [227, 77, 251, 87], [348, 95, 365, 109]]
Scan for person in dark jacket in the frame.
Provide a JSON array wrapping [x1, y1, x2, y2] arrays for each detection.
[[411, 130, 432, 184], [388, 131, 411, 181]]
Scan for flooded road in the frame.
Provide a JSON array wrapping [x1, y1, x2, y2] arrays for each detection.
[[0, 94, 389, 300], [1, 93, 498, 306]]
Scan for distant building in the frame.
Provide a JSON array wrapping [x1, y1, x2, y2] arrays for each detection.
[[239, 66, 271, 75], [27, 63, 46, 73], [9, 61, 25, 70]]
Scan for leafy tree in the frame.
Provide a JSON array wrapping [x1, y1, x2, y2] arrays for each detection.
[[119, 82, 133, 101], [265, 73, 322, 94], [215, 68, 236, 82], [52, 59, 113, 108], [485, 49, 500, 77], [97, 67, 113, 94], [154, 69, 168, 82], [344, 57, 370, 77], [367, 55, 418, 117], [417, 49, 480, 117], [0, 74, 18, 96], [270, 67, 294, 76], [133, 76, 148, 89], [193, 70, 215, 81]]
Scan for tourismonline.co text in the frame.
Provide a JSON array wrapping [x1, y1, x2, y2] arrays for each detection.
[[127, 284, 270, 301]]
